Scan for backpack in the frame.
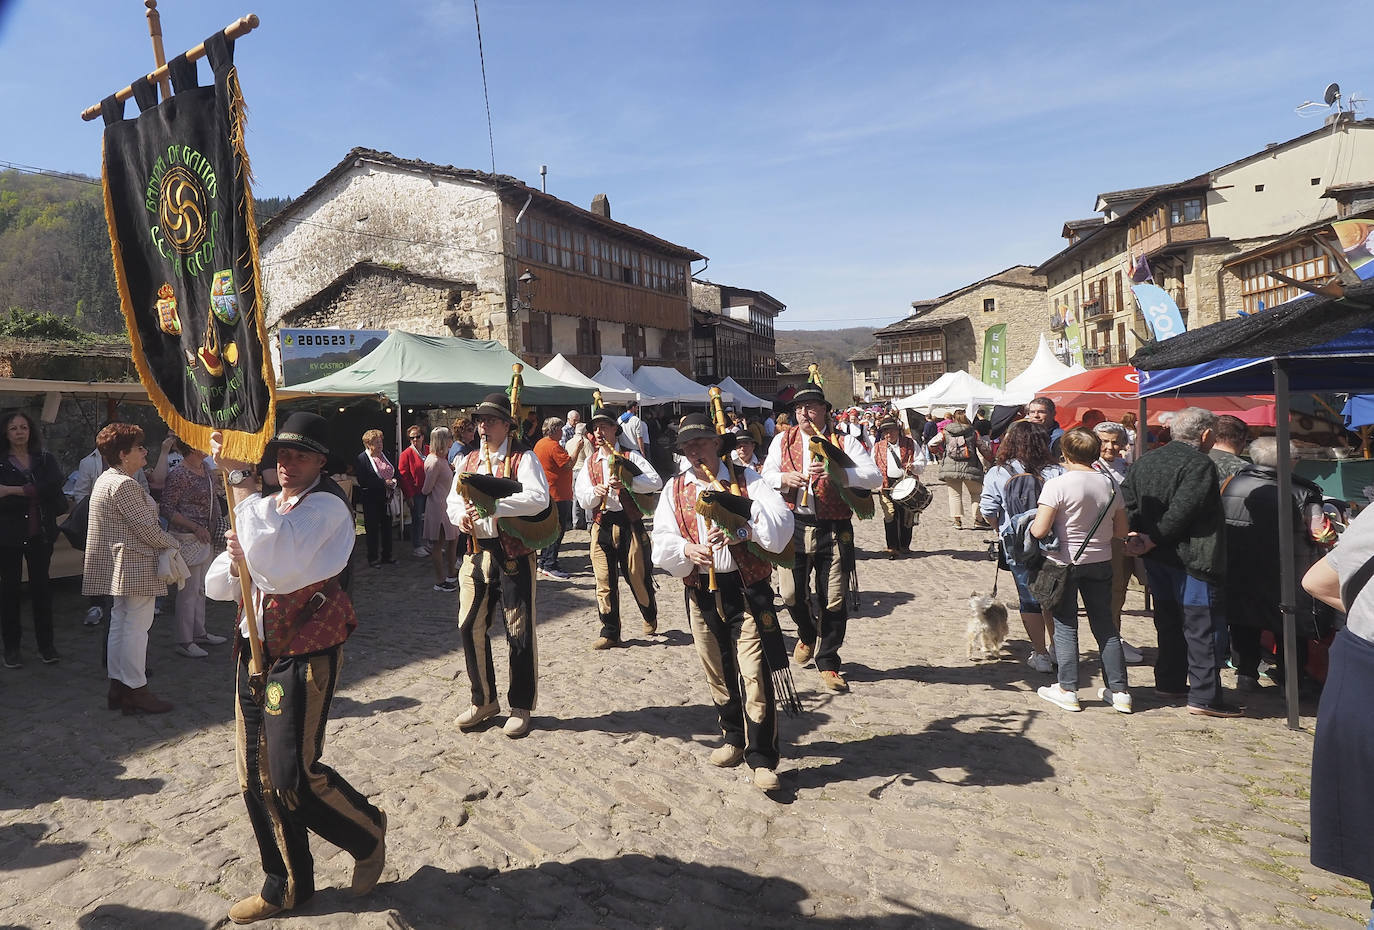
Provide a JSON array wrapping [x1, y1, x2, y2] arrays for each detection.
[[998, 470, 1044, 564], [947, 433, 972, 462]]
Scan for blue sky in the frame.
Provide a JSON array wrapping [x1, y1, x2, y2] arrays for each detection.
[[0, 0, 1367, 329]]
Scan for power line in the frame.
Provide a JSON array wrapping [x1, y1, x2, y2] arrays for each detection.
[[472, 0, 496, 175], [0, 160, 101, 186]]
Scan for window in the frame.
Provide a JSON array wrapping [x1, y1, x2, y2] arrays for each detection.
[[525, 310, 552, 355], [1312, 177, 1321, 186], [983, 298, 995, 313], [1169, 198, 1203, 225], [1237, 242, 1332, 314], [1254, 184, 1264, 193], [576, 317, 600, 357]]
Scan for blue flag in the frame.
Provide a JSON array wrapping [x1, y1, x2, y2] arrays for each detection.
[[1130, 283, 1186, 342]]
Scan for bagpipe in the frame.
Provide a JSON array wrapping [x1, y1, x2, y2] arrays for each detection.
[[698, 387, 801, 715], [597, 435, 657, 517], [454, 365, 561, 550]]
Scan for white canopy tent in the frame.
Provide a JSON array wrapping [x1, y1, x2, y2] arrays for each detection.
[[1000, 335, 1086, 404], [893, 370, 1004, 412], [539, 354, 637, 404], [630, 366, 731, 405], [591, 362, 668, 406], [717, 376, 771, 409]]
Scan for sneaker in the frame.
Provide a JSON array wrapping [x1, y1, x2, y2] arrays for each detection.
[[1097, 687, 1133, 714], [1187, 702, 1244, 718], [1235, 674, 1261, 692], [820, 670, 849, 693], [502, 709, 531, 738], [710, 744, 745, 767], [445, 576, 460, 585], [1037, 683, 1081, 712], [792, 641, 814, 666], [543, 568, 570, 580], [381, 557, 398, 565], [39, 649, 60, 665], [175, 643, 209, 658], [413, 546, 431, 558], [456, 701, 501, 729], [1120, 639, 1144, 664], [1025, 651, 1054, 674], [3, 650, 23, 669], [753, 767, 780, 791], [84, 606, 103, 626], [196, 632, 228, 646], [433, 582, 457, 593]]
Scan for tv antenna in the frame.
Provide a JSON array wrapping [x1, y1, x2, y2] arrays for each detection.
[[1296, 81, 1365, 118]]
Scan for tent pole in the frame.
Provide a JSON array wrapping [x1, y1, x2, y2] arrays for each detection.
[[1136, 396, 1146, 459], [1274, 360, 1300, 730]]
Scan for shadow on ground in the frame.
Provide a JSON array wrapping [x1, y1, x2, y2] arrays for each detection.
[[324, 855, 993, 928]]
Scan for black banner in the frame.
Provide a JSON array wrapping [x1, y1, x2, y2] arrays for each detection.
[[100, 33, 273, 462]]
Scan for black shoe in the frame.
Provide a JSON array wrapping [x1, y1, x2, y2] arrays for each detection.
[[381, 557, 398, 565], [3, 650, 22, 669], [39, 649, 60, 665], [1187, 702, 1244, 718], [369, 560, 381, 568]]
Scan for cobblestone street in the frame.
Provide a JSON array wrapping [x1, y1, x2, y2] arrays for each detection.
[[0, 494, 1365, 929]]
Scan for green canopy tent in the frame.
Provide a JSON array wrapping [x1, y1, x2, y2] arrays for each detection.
[[279, 331, 596, 407]]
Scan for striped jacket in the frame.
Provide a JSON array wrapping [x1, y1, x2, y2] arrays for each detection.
[[82, 468, 179, 597]]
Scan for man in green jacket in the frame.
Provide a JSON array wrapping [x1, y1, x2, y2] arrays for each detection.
[[1121, 407, 1241, 718]]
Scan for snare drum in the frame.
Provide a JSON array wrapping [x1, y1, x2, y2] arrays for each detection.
[[891, 476, 931, 512]]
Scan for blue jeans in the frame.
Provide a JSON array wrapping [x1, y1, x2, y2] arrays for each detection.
[[1006, 557, 1042, 613], [1144, 560, 1223, 708], [1050, 560, 1128, 694], [538, 500, 573, 569]]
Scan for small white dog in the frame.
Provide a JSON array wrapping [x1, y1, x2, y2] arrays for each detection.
[[966, 592, 1009, 660]]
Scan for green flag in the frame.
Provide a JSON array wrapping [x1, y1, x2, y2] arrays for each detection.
[[981, 324, 1008, 388], [1063, 307, 1086, 367]]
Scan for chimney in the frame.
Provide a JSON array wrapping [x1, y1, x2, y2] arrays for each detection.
[[590, 194, 611, 218]]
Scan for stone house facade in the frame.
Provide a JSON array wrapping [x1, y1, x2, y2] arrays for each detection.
[[259, 148, 704, 381], [848, 343, 877, 402], [1037, 116, 1374, 367]]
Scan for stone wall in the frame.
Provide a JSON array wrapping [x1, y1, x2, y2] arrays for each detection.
[[279, 264, 479, 336], [949, 282, 1047, 379], [260, 163, 508, 329]]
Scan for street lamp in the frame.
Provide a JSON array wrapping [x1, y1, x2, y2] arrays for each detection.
[[514, 269, 538, 310]]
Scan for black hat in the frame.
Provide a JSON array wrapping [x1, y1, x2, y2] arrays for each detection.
[[791, 383, 828, 407], [733, 424, 756, 444], [266, 411, 331, 459], [473, 392, 515, 423], [590, 406, 619, 427], [676, 413, 735, 452], [877, 415, 903, 435]]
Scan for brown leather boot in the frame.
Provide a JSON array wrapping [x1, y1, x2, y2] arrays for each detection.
[[121, 686, 173, 715], [107, 679, 125, 710]]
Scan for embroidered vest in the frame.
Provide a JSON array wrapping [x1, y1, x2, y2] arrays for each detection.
[[671, 472, 772, 587], [259, 486, 357, 658], [781, 425, 853, 520], [588, 451, 641, 524], [873, 438, 915, 490], [461, 447, 534, 559]]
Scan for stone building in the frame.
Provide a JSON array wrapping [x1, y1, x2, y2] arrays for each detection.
[[1036, 116, 1374, 367], [872, 266, 1046, 400], [690, 280, 784, 399], [258, 148, 705, 379], [848, 343, 877, 402]]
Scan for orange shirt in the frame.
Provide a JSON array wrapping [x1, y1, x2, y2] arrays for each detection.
[[534, 437, 573, 502]]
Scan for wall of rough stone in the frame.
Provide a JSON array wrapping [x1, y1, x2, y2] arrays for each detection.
[[260, 163, 508, 329], [279, 267, 476, 336], [946, 282, 1048, 379]]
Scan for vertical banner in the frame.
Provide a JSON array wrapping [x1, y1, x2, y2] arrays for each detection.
[[1131, 283, 1187, 342], [1333, 219, 1374, 280], [1062, 307, 1086, 366], [99, 34, 273, 462], [980, 323, 1007, 388]]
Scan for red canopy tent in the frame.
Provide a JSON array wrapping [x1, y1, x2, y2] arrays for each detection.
[[1039, 365, 1274, 426]]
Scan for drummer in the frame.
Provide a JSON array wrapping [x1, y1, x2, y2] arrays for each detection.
[[873, 415, 925, 558]]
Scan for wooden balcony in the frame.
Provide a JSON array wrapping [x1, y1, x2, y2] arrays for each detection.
[[1132, 220, 1209, 258], [1083, 345, 1127, 368], [1082, 296, 1110, 320]]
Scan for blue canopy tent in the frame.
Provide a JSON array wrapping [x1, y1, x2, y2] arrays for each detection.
[[1131, 279, 1374, 728]]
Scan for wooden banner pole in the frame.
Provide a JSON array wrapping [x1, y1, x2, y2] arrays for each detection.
[[80, 12, 260, 121], [144, 0, 172, 100]]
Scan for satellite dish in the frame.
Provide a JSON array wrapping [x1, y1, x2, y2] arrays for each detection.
[[1324, 82, 1342, 106]]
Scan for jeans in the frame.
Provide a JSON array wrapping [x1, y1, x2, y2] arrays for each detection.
[[1006, 557, 1042, 613], [1144, 560, 1222, 708], [408, 494, 427, 549], [1051, 559, 1128, 694], [539, 500, 573, 569]]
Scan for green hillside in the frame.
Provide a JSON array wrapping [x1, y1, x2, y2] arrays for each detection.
[[776, 326, 875, 405]]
